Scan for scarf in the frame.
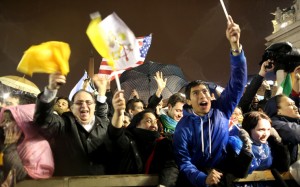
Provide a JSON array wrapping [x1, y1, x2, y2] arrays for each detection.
[[160, 114, 177, 133]]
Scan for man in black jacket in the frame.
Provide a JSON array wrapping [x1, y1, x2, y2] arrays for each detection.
[[34, 72, 110, 176]]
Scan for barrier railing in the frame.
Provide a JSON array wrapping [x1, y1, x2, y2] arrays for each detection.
[[16, 170, 295, 187]]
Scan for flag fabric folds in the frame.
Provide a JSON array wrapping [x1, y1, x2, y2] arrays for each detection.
[[280, 73, 292, 96], [86, 12, 138, 71], [17, 41, 70, 76], [68, 71, 96, 101], [99, 34, 152, 79]]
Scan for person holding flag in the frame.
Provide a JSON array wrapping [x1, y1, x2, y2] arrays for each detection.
[[173, 15, 250, 187]]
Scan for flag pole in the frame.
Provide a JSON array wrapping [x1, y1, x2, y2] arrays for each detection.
[[219, 0, 236, 42], [88, 50, 95, 79], [115, 73, 121, 91], [114, 71, 124, 124]]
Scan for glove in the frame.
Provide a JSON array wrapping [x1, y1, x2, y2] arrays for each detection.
[[239, 129, 252, 153]]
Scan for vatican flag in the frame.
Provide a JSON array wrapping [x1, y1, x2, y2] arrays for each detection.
[[17, 41, 70, 76]]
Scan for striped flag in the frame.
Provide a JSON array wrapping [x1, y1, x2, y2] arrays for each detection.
[[276, 73, 292, 96], [68, 71, 96, 101], [98, 34, 152, 79]]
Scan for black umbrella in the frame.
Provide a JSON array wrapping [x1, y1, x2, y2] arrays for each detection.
[[119, 61, 187, 103]]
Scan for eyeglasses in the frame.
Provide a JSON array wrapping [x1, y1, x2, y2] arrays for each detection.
[[73, 100, 95, 106]]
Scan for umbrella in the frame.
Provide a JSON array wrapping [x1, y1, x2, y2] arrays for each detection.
[[119, 61, 187, 103], [0, 75, 40, 96]]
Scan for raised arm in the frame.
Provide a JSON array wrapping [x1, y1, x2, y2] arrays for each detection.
[[33, 72, 66, 136], [238, 60, 274, 113], [111, 90, 126, 129], [217, 16, 247, 117], [147, 71, 166, 111], [92, 74, 109, 119]]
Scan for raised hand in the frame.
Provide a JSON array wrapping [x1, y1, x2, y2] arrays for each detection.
[[111, 90, 126, 128], [154, 71, 167, 97], [93, 74, 109, 96], [48, 72, 66, 90], [226, 16, 241, 52]]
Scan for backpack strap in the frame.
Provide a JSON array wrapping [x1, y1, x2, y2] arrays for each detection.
[[144, 136, 165, 174]]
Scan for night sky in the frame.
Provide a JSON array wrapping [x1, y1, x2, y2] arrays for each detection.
[[0, 0, 294, 97]]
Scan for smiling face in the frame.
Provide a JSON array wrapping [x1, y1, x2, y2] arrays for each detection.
[[71, 91, 95, 125], [251, 118, 271, 144], [168, 102, 184, 122], [136, 112, 158, 131], [187, 84, 211, 116], [278, 96, 300, 119]]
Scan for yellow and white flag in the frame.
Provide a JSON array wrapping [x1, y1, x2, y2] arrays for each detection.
[[86, 12, 139, 71], [17, 41, 70, 76]]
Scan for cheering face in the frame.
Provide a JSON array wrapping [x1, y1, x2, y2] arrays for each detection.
[[71, 91, 95, 125], [168, 102, 184, 122], [250, 119, 271, 144], [278, 96, 300, 119], [136, 112, 158, 131], [187, 84, 211, 116], [54, 98, 70, 115]]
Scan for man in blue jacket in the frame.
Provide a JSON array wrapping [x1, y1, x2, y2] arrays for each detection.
[[173, 16, 247, 187]]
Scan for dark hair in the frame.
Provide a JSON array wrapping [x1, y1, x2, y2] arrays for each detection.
[[125, 98, 145, 113], [9, 92, 36, 105], [274, 94, 286, 110], [167, 93, 186, 107], [257, 99, 267, 112], [242, 111, 271, 135], [56, 96, 71, 108], [185, 80, 209, 100], [127, 109, 156, 129], [264, 94, 285, 117], [71, 89, 95, 103]]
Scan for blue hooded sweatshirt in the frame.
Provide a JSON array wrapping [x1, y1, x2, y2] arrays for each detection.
[[173, 51, 247, 187]]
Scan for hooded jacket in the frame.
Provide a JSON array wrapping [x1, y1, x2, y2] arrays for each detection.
[[265, 95, 300, 164], [173, 51, 247, 187], [0, 104, 54, 179]]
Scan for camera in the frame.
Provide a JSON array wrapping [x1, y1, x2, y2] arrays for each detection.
[[264, 61, 274, 69], [260, 42, 300, 72], [260, 42, 292, 64]]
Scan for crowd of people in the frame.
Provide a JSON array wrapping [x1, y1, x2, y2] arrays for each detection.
[[0, 16, 300, 187]]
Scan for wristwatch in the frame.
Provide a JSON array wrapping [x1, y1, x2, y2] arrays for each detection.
[[231, 44, 242, 54]]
